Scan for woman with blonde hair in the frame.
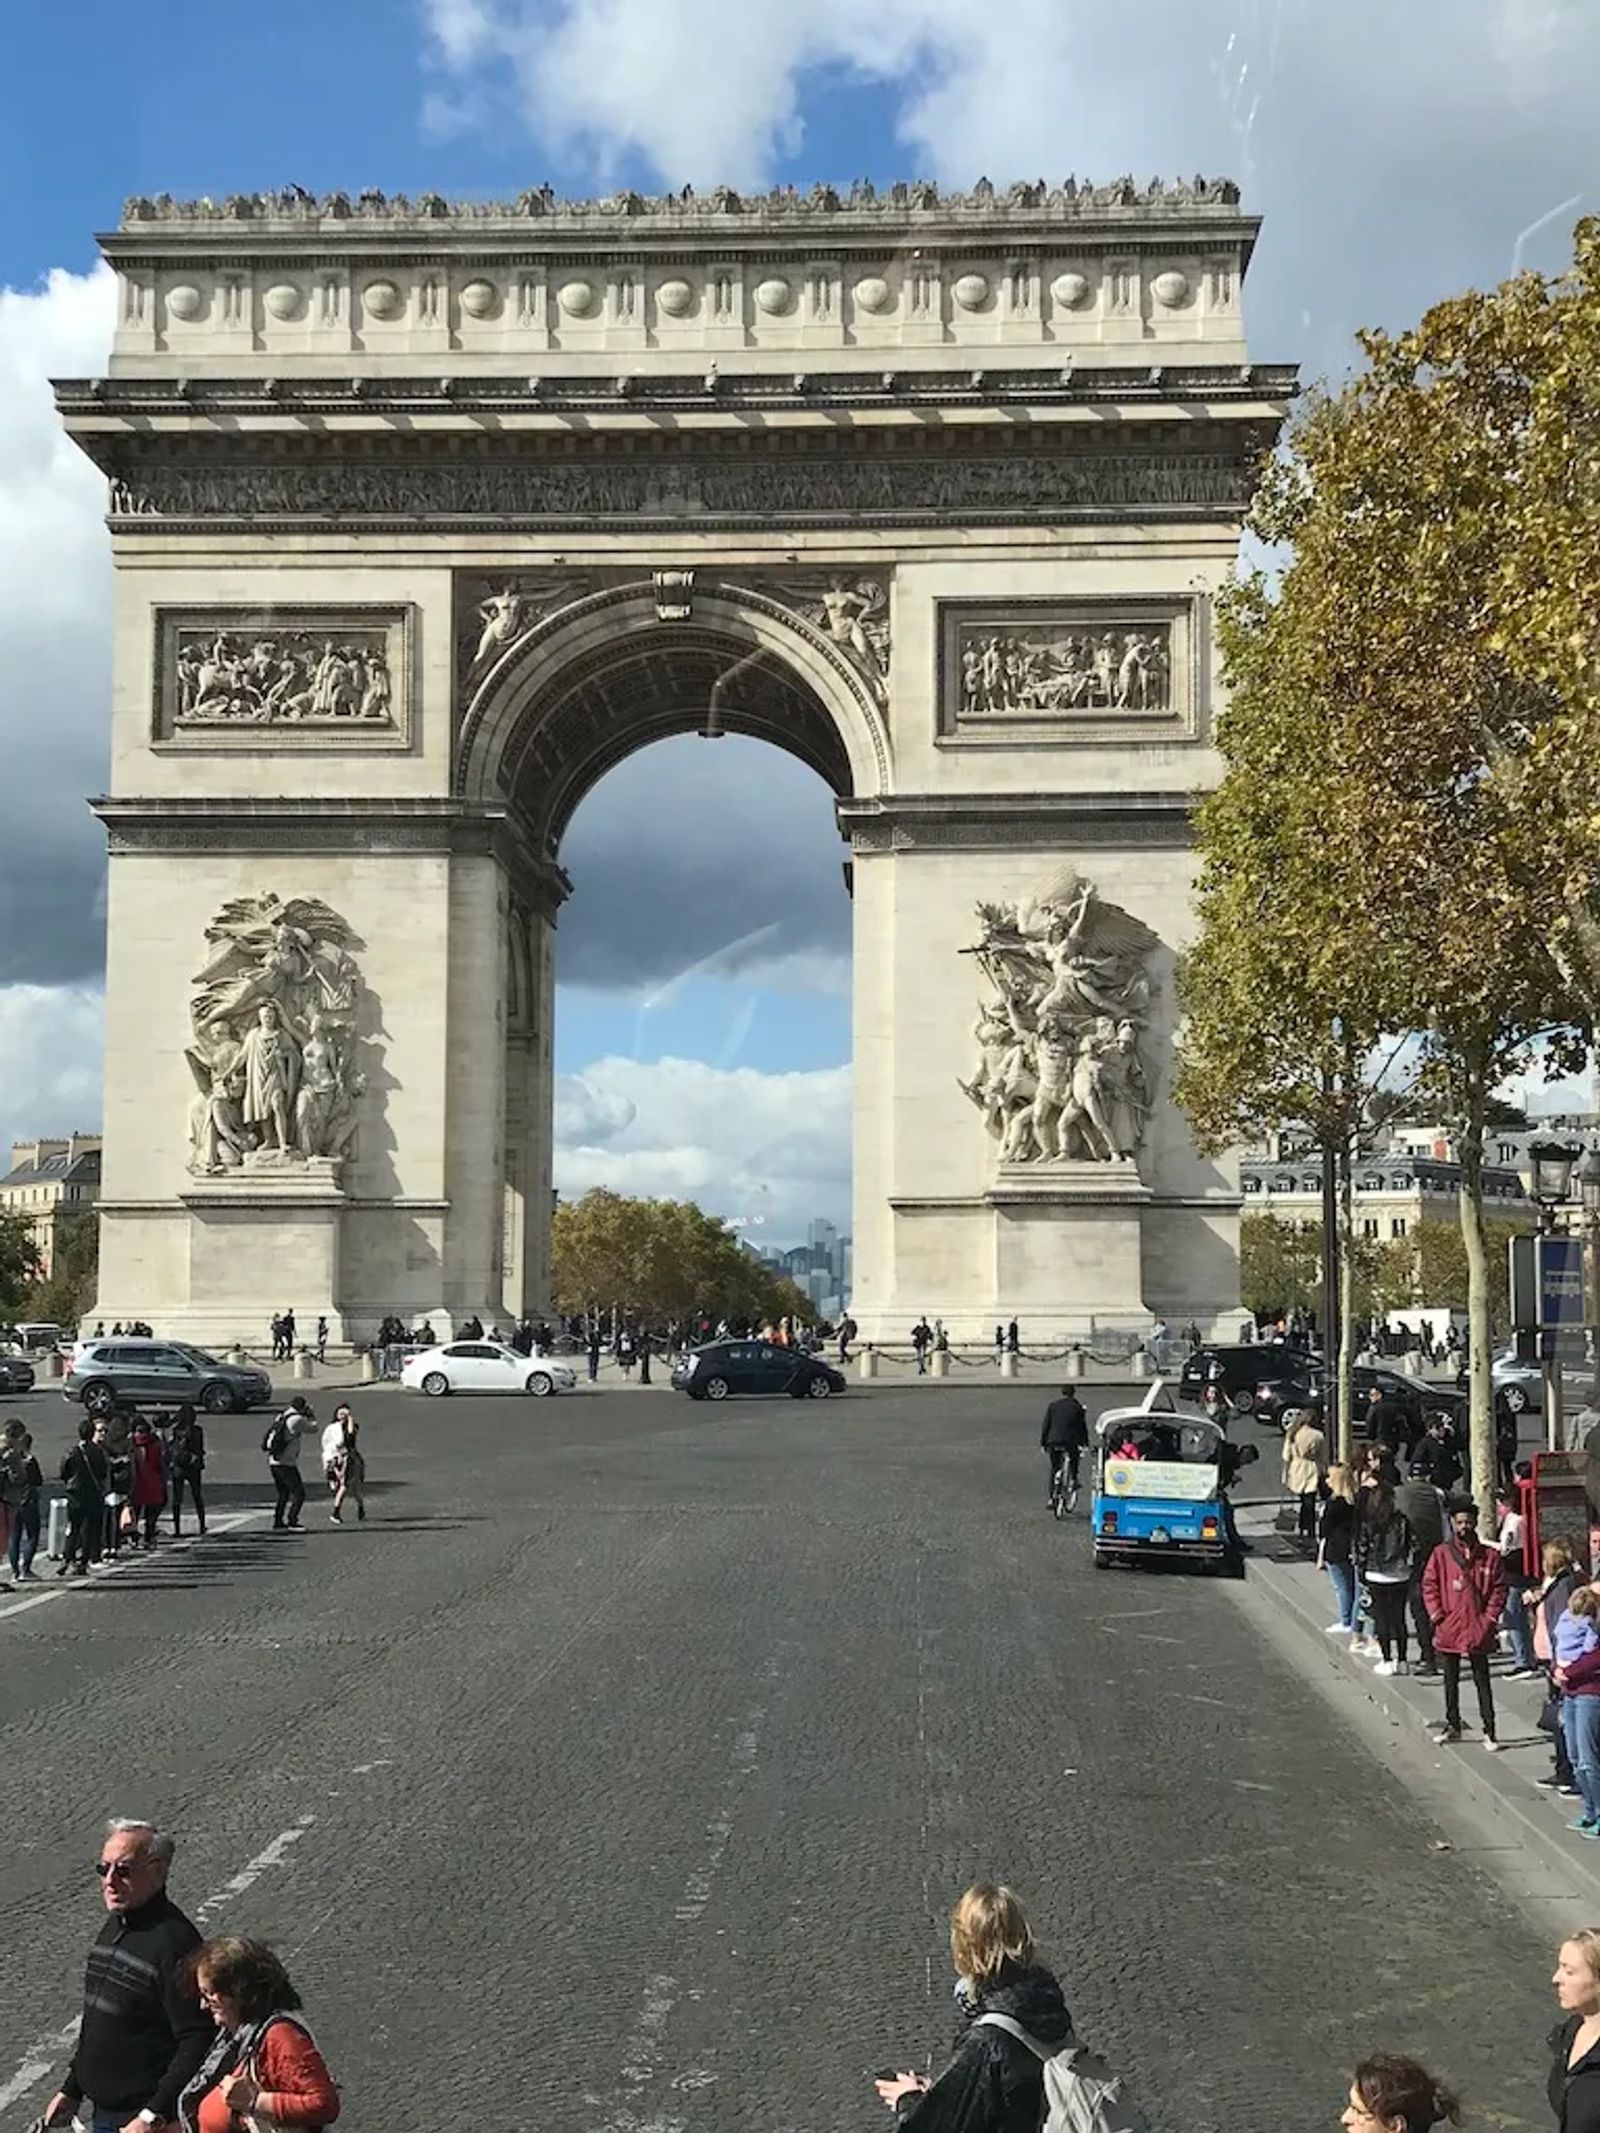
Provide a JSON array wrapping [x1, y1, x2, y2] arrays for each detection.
[[1282, 1400, 1329, 1548], [873, 1883, 1073, 2129], [1549, 1929, 1600, 2131]]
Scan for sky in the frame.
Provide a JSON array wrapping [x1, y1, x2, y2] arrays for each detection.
[[1, 0, 1596, 1241]]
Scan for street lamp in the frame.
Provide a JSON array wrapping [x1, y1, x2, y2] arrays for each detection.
[[1530, 1139, 1581, 1226]]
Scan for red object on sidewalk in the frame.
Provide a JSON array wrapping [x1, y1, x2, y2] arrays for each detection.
[[1525, 1451, 1593, 1577]]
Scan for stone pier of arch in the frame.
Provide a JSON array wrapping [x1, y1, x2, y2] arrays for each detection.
[[59, 180, 1294, 1345]]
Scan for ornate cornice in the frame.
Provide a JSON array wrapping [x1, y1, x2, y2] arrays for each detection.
[[838, 792, 1196, 852], [91, 796, 570, 906], [113, 175, 1248, 237], [60, 365, 1295, 419]]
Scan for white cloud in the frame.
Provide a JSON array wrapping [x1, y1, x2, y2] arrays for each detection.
[[0, 264, 114, 1151], [419, 0, 1599, 383], [554, 1054, 850, 1239], [0, 985, 105, 1159]]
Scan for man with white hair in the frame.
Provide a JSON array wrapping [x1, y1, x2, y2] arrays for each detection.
[[43, 1819, 213, 2133]]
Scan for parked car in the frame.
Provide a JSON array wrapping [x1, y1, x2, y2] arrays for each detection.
[[0, 1355, 36, 1394], [671, 1339, 846, 1401], [401, 1340, 578, 1398], [1454, 1349, 1543, 1413], [64, 1338, 273, 1416], [1254, 1364, 1465, 1435], [1177, 1343, 1320, 1417]]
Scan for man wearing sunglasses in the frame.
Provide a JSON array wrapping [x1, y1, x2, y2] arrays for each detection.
[[42, 1820, 213, 2133]]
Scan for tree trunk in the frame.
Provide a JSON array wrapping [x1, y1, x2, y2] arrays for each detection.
[[1457, 1046, 1495, 1524], [1337, 1129, 1357, 1467]]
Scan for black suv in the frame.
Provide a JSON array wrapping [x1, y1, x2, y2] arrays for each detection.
[[1178, 1343, 1320, 1417], [64, 1339, 274, 1416], [1254, 1363, 1466, 1436], [671, 1339, 846, 1401]]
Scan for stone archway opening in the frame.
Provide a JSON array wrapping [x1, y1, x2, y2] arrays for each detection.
[[482, 606, 863, 1321], [501, 624, 855, 856]]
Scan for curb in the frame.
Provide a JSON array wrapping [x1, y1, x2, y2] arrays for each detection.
[[1225, 1502, 1600, 1920]]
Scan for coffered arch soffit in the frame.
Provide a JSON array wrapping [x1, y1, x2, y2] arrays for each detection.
[[456, 582, 890, 854]]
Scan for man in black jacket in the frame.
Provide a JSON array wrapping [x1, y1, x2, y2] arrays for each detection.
[[1040, 1388, 1089, 1503], [45, 1818, 212, 2133]]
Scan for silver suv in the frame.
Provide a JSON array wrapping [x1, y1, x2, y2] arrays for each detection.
[[64, 1339, 274, 1417]]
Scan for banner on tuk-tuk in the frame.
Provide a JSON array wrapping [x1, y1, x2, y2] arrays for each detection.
[[1103, 1458, 1215, 1501]]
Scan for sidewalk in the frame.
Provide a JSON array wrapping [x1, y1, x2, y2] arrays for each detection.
[[1229, 1493, 1600, 1921]]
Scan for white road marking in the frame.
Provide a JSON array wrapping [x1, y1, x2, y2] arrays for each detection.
[[0, 1509, 269, 1627], [0, 2019, 81, 2113], [0, 1814, 316, 2114], [596, 1679, 773, 2131]]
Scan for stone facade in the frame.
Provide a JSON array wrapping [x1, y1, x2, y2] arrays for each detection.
[[60, 181, 1294, 1343]]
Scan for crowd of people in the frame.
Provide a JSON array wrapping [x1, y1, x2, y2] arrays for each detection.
[[0, 1391, 371, 1587], [48, 1835, 1600, 2133], [865, 1881, 1600, 2133], [1286, 1388, 1600, 1819]]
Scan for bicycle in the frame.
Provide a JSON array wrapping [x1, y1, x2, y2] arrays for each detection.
[[1049, 1458, 1080, 1520]]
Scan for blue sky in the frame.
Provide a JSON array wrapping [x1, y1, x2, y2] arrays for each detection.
[[2, 0, 1596, 1241]]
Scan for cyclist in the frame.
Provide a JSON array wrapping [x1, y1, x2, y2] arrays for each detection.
[[1040, 1386, 1089, 1508]]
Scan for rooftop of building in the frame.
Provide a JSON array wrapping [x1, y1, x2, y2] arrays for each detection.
[[2, 1136, 104, 1189]]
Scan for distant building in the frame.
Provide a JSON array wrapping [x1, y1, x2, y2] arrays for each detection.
[[1241, 1123, 1531, 1244], [0, 1135, 102, 1279]]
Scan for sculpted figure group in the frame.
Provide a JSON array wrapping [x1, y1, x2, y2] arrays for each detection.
[[185, 896, 366, 1177], [960, 625, 1169, 719], [960, 872, 1158, 1164], [174, 630, 393, 726]]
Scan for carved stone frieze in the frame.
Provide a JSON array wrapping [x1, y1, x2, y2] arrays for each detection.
[[110, 448, 1253, 527], [960, 868, 1160, 1167], [961, 622, 1170, 717], [155, 608, 412, 750], [186, 893, 368, 1180], [937, 597, 1201, 746]]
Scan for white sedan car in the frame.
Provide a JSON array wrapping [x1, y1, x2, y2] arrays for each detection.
[[401, 1340, 578, 1399]]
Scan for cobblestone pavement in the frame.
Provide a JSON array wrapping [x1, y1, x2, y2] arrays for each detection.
[[0, 1383, 1561, 2132]]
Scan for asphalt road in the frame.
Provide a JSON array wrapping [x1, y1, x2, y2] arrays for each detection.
[[0, 1381, 1561, 2133]]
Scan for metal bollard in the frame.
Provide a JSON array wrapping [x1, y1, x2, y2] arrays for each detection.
[[1131, 1350, 1152, 1379], [930, 1349, 950, 1378], [293, 1349, 313, 1382], [1066, 1348, 1086, 1380], [230, 1346, 248, 1367], [1000, 1350, 1019, 1379], [857, 1347, 879, 1380], [46, 1497, 69, 1559], [359, 1350, 378, 1384], [44, 1350, 64, 1380]]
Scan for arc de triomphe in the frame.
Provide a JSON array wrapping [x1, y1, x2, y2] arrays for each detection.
[[58, 180, 1292, 1345]]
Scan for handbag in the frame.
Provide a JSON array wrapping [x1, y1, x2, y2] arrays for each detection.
[[1539, 1689, 1561, 1735]]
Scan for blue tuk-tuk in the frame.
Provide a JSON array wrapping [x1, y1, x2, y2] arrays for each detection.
[[1089, 1380, 1239, 1574]]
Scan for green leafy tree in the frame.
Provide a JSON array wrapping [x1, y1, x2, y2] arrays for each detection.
[[551, 1190, 820, 1330], [1189, 220, 1600, 1511], [0, 1211, 43, 1320], [1239, 1215, 1322, 1320], [23, 1213, 100, 1330]]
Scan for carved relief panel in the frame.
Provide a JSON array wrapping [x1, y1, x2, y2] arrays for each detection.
[[937, 597, 1201, 747], [154, 608, 414, 749]]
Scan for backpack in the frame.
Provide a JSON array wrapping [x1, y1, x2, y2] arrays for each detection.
[[263, 1416, 291, 1459], [975, 2015, 1148, 2133]]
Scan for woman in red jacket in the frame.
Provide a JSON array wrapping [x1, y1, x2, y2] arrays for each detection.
[[128, 1420, 168, 1551], [1420, 1496, 1507, 1751], [177, 1937, 340, 2133]]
